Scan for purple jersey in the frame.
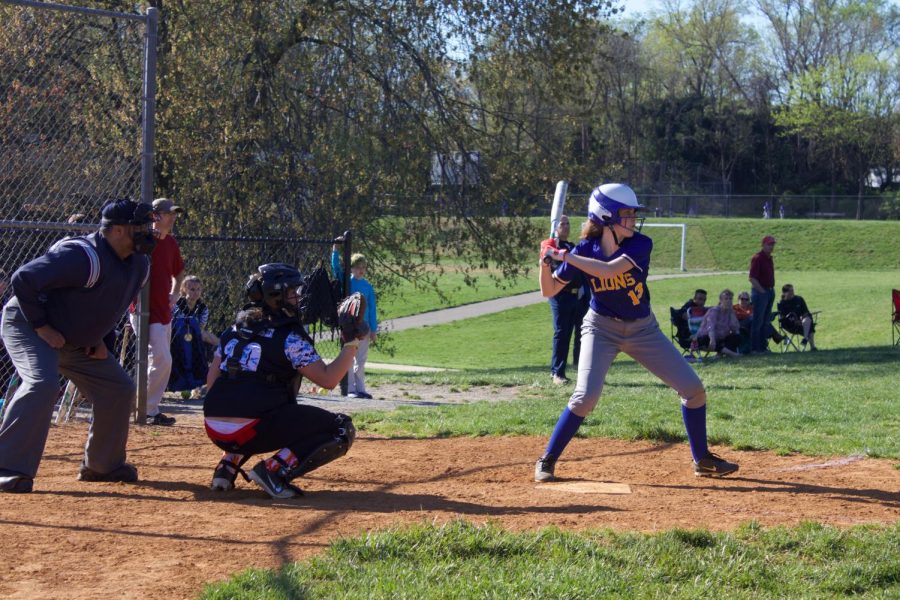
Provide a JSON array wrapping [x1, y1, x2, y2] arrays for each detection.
[[554, 232, 653, 320]]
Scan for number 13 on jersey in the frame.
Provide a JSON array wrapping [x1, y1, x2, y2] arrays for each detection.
[[627, 282, 645, 306]]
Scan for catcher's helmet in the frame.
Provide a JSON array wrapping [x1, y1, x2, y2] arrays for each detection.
[[587, 183, 644, 230], [246, 263, 304, 316]]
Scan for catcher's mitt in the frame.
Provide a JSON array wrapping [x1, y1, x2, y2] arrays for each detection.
[[336, 292, 370, 344]]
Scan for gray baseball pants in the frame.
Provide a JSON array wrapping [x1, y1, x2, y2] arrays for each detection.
[[568, 309, 707, 417], [0, 300, 134, 478]]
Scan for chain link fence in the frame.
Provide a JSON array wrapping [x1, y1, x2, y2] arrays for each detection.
[[173, 234, 350, 361], [375, 192, 897, 220], [558, 193, 896, 220], [0, 2, 355, 423], [0, 0, 153, 421]]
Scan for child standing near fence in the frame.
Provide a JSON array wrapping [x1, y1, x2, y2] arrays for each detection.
[[331, 244, 378, 399]]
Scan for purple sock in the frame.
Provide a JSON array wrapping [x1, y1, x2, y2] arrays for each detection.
[[544, 408, 585, 458], [681, 404, 709, 462]]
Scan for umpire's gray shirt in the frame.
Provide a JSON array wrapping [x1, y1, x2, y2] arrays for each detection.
[[8, 232, 150, 348]]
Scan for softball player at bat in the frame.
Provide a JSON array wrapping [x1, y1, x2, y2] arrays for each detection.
[[535, 183, 739, 481]]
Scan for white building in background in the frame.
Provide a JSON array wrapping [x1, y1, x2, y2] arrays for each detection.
[[431, 152, 481, 187], [866, 168, 900, 189]]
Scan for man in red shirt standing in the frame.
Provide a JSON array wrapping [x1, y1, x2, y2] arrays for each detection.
[[748, 235, 776, 353], [131, 198, 185, 425]]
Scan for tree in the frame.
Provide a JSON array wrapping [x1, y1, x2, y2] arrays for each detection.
[[639, 0, 766, 192], [763, 0, 900, 206]]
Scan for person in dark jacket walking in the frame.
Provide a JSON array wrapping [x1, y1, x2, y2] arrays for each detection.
[[0, 199, 154, 493]]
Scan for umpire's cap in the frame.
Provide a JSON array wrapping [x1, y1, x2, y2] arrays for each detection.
[[100, 199, 155, 227]]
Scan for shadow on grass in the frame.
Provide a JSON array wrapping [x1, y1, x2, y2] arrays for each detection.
[[708, 346, 899, 370], [202, 569, 311, 600]]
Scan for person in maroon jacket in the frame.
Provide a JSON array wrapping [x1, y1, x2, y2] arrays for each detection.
[[130, 198, 185, 425], [748, 235, 777, 353]]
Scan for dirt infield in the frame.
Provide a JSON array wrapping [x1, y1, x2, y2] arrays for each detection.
[[2, 416, 898, 599]]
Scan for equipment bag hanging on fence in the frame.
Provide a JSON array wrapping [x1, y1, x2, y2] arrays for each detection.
[[299, 265, 340, 328]]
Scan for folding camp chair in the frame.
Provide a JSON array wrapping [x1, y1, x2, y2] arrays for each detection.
[[779, 310, 820, 352], [892, 289, 900, 348], [669, 307, 692, 355], [669, 306, 712, 362]]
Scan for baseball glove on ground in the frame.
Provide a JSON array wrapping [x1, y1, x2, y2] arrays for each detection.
[[337, 292, 370, 344]]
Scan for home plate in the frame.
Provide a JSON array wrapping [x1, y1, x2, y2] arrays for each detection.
[[539, 481, 632, 494]]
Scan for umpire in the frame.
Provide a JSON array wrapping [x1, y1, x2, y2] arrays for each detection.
[[0, 199, 154, 493]]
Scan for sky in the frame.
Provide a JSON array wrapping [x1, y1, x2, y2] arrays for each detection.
[[616, 0, 663, 19]]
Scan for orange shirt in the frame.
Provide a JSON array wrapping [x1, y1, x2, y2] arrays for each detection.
[[733, 303, 752, 321]]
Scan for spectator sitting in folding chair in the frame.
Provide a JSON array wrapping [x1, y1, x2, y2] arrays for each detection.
[[777, 284, 818, 351], [733, 291, 783, 354], [695, 289, 742, 358], [670, 289, 708, 351]]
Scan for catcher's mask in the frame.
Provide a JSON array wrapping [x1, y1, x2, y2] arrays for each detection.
[[245, 263, 304, 320], [100, 199, 158, 255]]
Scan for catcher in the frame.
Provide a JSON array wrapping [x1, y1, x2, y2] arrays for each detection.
[[202, 263, 369, 498]]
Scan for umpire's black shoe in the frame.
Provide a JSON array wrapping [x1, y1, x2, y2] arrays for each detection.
[[534, 454, 558, 482], [0, 472, 33, 493], [693, 452, 739, 477], [78, 462, 139, 483], [146, 412, 177, 426]]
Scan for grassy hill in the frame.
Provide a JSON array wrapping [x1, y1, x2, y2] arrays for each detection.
[[379, 218, 900, 319], [640, 217, 900, 272]]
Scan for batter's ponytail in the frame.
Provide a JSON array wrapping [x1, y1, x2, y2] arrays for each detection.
[[580, 219, 604, 240]]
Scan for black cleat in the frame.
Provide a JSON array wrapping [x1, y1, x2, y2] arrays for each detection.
[[693, 452, 739, 477], [248, 461, 301, 499], [211, 459, 239, 491], [78, 462, 138, 482], [534, 454, 558, 482], [146, 412, 177, 426], [0, 473, 33, 493]]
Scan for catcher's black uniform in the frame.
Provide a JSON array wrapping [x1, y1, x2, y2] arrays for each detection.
[[203, 312, 352, 462]]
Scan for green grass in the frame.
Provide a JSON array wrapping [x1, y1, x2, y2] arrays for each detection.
[[355, 346, 898, 457], [378, 269, 537, 320], [201, 520, 900, 599], [370, 270, 896, 368], [356, 271, 900, 458], [203, 223, 900, 597], [540, 216, 900, 273], [372, 218, 900, 319]]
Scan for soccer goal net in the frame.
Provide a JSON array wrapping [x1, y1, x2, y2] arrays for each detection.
[[641, 223, 687, 272]]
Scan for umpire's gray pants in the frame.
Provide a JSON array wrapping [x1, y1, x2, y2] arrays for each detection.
[[568, 309, 707, 417], [0, 300, 135, 478]]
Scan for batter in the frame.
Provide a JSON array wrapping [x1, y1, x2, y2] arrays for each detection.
[[536, 183, 739, 481]]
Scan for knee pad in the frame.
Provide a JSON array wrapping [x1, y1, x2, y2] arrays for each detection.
[[335, 413, 356, 448], [289, 414, 355, 479]]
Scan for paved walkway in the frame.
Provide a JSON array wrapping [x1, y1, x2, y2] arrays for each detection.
[[380, 270, 741, 334]]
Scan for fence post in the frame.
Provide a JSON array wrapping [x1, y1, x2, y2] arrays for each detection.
[[339, 230, 352, 397], [135, 6, 158, 424]]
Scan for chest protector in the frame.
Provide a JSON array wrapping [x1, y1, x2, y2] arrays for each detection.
[[222, 316, 315, 388]]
